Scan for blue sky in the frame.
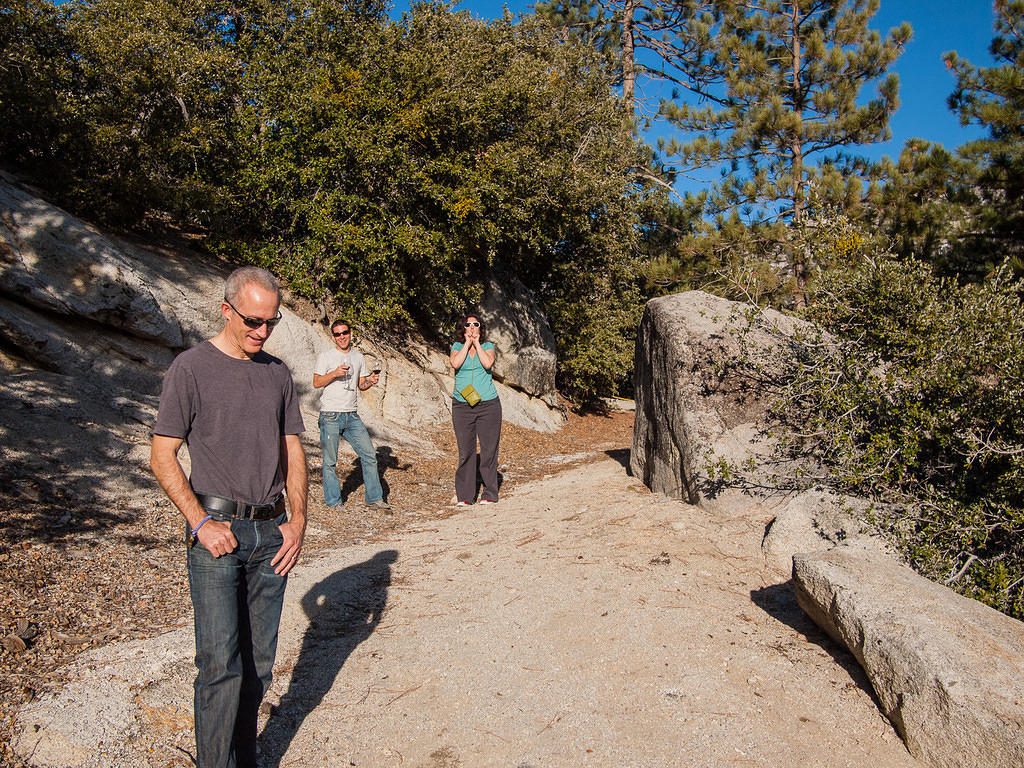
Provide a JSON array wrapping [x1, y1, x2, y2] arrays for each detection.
[[393, 0, 1001, 170]]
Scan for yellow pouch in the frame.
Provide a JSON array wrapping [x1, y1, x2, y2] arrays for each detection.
[[460, 383, 481, 406]]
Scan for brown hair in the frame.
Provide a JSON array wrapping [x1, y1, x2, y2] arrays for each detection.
[[455, 311, 488, 344]]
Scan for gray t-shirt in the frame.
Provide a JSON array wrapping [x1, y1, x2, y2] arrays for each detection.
[[154, 341, 305, 505]]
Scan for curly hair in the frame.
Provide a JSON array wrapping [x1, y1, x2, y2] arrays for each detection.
[[455, 311, 488, 344]]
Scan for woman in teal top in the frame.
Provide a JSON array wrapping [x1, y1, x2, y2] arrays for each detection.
[[450, 312, 502, 504]]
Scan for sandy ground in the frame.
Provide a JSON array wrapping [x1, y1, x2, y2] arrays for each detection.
[[14, 453, 922, 768]]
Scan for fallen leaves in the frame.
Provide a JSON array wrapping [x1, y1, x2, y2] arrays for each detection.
[[0, 407, 635, 765]]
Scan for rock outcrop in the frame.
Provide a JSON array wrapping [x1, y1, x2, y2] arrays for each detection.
[[479, 273, 559, 408], [634, 288, 1024, 768], [0, 173, 565, 513], [760, 488, 898, 573], [793, 546, 1024, 768], [630, 290, 805, 503]]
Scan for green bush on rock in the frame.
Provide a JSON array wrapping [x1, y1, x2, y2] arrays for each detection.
[[725, 252, 1024, 619]]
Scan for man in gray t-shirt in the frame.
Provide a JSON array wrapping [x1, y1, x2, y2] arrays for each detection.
[[151, 266, 307, 768], [313, 318, 388, 509]]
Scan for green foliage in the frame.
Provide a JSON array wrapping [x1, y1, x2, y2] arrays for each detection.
[[657, 0, 909, 301], [774, 253, 1024, 618], [943, 0, 1024, 277], [58, 0, 244, 223], [869, 140, 979, 274], [1, 0, 654, 400], [868, 2, 1024, 283], [0, 1, 78, 186], [532, 0, 621, 63], [216, 5, 651, 400]]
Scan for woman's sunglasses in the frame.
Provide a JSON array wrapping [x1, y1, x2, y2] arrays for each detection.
[[465, 321, 480, 327], [226, 299, 282, 329]]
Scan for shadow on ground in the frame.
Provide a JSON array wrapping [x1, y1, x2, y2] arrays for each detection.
[[336, 446, 411, 505], [751, 581, 883, 708], [259, 549, 399, 766], [605, 448, 630, 471]]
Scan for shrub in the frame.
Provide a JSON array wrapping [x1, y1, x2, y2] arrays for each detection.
[[774, 254, 1024, 618]]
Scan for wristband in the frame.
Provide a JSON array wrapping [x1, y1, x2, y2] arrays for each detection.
[[190, 515, 213, 536]]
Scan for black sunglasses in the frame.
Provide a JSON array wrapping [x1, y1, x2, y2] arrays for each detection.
[[333, 329, 351, 336], [465, 321, 480, 327], [225, 299, 282, 329]]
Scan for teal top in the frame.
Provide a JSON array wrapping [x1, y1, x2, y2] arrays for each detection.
[[451, 341, 499, 403]]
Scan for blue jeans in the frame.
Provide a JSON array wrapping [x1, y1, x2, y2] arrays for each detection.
[[318, 411, 383, 506], [187, 511, 288, 768]]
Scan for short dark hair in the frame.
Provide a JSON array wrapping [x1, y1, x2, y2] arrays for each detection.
[[331, 318, 351, 333], [455, 311, 487, 343]]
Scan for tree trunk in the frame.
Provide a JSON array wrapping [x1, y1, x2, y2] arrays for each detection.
[[621, 0, 636, 114], [789, 2, 807, 309]]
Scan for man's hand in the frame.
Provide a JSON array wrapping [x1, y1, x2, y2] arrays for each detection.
[[196, 519, 238, 557], [313, 364, 349, 389], [273, 433, 308, 575], [152, 434, 238, 556], [272, 520, 305, 575]]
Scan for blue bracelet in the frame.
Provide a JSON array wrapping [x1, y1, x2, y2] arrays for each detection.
[[190, 515, 213, 536]]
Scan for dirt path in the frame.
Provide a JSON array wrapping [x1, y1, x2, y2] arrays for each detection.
[[16, 453, 921, 767]]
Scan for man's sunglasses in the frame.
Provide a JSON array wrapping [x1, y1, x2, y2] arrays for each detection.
[[333, 329, 351, 337], [226, 299, 282, 329], [465, 321, 480, 327]]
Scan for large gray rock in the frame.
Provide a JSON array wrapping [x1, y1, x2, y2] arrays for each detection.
[[761, 488, 898, 573], [793, 546, 1024, 768], [0, 180, 184, 346], [630, 290, 807, 502], [479, 273, 559, 408], [0, 173, 566, 514]]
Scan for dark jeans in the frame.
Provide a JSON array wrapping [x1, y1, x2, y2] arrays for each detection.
[[187, 511, 288, 768], [451, 396, 502, 503]]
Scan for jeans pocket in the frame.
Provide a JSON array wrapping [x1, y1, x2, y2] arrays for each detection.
[[256, 513, 286, 554], [268, 514, 286, 541]]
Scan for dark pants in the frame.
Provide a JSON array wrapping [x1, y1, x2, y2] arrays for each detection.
[[452, 396, 502, 503], [187, 511, 287, 768]]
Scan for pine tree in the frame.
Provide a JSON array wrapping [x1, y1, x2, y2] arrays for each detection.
[[872, 140, 978, 271], [944, 0, 1024, 276], [532, 0, 713, 116], [660, 0, 910, 303]]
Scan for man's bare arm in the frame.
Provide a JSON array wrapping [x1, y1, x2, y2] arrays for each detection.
[[272, 433, 308, 575], [150, 434, 237, 556]]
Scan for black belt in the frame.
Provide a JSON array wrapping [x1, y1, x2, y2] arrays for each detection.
[[196, 493, 285, 521]]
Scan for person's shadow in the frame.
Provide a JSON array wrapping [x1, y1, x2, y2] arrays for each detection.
[[375, 445, 410, 503], [339, 446, 410, 504], [259, 549, 399, 766]]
